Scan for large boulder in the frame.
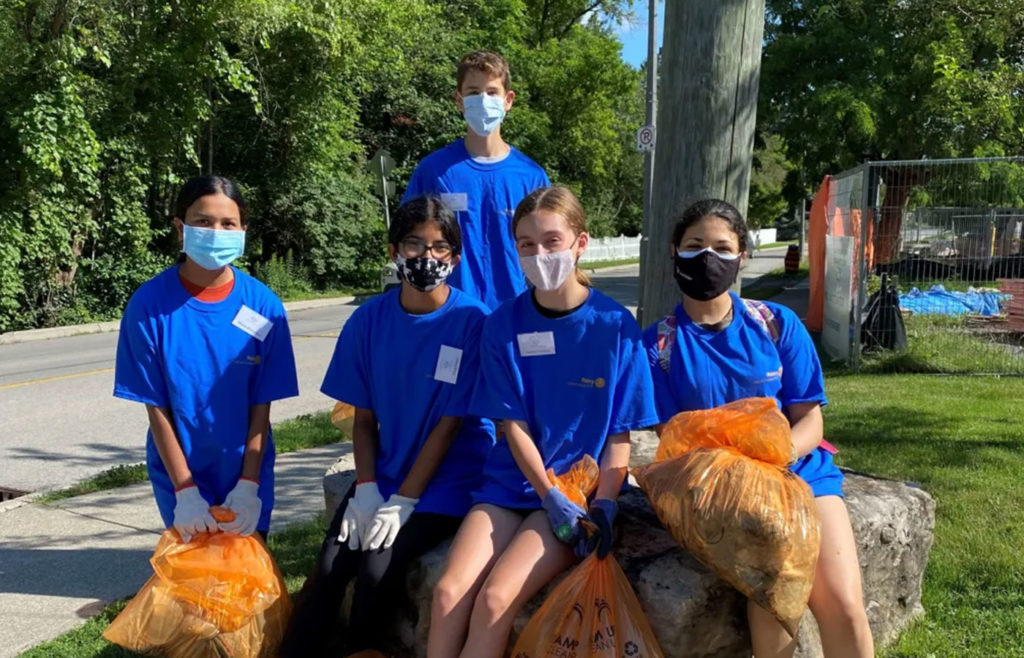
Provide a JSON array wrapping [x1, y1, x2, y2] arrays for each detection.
[[322, 431, 934, 656]]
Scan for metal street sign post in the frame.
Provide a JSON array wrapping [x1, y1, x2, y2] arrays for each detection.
[[367, 149, 396, 227]]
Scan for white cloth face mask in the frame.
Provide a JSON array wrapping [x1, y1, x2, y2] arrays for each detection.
[[520, 249, 576, 291]]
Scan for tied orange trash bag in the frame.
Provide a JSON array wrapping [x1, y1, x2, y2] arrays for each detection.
[[547, 454, 599, 508], [512, 456, 664, 657], [511, 554, 664, 657], [632, 398, 820, 636], [103, 507, 291, 657]]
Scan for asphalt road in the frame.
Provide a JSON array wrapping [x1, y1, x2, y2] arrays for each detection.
[[0, 247, 787, 495], [0, 303, 358, 494]]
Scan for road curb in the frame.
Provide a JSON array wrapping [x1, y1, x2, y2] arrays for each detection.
[[0, 296, 358, 346]]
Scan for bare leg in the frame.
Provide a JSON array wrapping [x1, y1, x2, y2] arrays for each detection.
[[748, 599, 797, 658], [427, 505, 524, 658], [807, 496, 875, 658], [459, 510, 575, 658]]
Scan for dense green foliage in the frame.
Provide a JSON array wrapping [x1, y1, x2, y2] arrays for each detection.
[[760, 0, 1024, 205], [0, 0, 646, 331]]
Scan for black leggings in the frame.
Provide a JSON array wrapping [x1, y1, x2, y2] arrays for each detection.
[[279, 483, 461, 656]]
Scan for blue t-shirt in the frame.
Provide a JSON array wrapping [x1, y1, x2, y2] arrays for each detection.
[[640, 293, 827, 419], [320, 287, 495, 516], [114, 266, 299, 532], [402, 139, 550, 309], [471, 289, 659, 508]]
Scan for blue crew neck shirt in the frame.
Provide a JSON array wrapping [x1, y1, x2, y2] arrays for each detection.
[[321, 286, 495, 516], [114, 266, 299, 532], [471, 289, 659, 508], [402, 139, 550, 310]]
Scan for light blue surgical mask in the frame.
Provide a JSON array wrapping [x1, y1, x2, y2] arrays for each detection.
[[462, 93, 506, 137], [182, 225, 245, 270]]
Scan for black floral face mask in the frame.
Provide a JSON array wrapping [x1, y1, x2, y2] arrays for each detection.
[[395, 255, 454, 292]]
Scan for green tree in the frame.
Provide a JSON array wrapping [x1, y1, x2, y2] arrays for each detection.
[[761, 1, 1024, 259]]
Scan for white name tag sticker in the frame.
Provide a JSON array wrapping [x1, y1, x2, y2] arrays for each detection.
[[440, 192, 469, 212], [517, 331, 556, 357], [232, 305, 273, 342], [434, 345, 463, 384]]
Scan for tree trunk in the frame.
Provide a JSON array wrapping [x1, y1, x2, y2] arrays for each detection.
[[638, 0, 765, 325]]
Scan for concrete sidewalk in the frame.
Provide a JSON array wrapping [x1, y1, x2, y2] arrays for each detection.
[[0, 442, 353, 657]]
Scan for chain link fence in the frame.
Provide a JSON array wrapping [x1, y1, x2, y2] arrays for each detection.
[[823, 157, 1024, 374]]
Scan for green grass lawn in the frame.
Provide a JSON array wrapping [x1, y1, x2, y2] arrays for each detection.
[[825, 374, 1024, 657], [23, 375, 1024, 657], [583, 256, 640, 270], [860, 315, 1024, 376], [40, 412, 340, 503]]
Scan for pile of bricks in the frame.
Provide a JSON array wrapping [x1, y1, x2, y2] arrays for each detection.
[[998, 279, 1024, 330]]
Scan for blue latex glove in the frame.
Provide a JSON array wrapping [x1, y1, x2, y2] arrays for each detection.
[[584, 498, 618, 558], [542, 487, 587, 544]]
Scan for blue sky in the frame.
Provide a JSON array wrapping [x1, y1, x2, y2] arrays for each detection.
[[616, 1, 665, 69]]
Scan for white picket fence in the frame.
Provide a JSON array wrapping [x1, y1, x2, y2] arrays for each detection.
[[579, 235, 642, 263], [577, 229, 777, 265]]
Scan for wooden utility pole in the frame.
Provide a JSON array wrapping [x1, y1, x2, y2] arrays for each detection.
[[637, 0, 766, 324]]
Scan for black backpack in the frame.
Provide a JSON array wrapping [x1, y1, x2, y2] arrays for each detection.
[[861, 273, 907, 352]]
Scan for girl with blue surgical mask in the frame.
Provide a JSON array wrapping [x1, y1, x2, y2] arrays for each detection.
[[114, 176, 298, 544], [642, 199, 874, 658], [427, 185, 659, 657]]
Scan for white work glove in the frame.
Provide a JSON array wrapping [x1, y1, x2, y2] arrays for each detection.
[[363, 494, 419, 551], [219, 479, 262, 536], [337, 482, 385, 550], [174, 485, 218, 543]]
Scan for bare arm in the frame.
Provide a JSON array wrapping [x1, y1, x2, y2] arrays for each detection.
[[146, 405, 192, 489], [352, 407, 379, 482], [787, 401, 824, 459], [505, 419, 553, 499], [595, 431, 630, 501], [397, 416, 462, 498], [238, 403, 271, 481]]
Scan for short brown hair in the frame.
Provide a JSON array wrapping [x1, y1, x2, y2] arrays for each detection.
[[512, 185, 591, 286], [457, 51, 511, 93]]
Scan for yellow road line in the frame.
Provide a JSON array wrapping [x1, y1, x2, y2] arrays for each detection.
[[0, 367, 115, 391]]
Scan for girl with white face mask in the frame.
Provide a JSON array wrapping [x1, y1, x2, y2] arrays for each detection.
[[427, 185, 659, 657], [114, 176, 298, 544]]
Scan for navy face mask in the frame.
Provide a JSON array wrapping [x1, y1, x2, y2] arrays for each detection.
[[673, 247, 741, 301]]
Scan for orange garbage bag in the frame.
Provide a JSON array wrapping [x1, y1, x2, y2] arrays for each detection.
[[547, 454, 599, 508], [633, 398, 820, 637], [103, 507, 291, 657], [511, 554, 664, 657]]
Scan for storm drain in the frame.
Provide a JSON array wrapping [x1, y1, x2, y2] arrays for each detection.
[[0, 486, 29, 502]]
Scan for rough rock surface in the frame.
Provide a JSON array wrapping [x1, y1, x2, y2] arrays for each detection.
[[322, 431, 935, 656]]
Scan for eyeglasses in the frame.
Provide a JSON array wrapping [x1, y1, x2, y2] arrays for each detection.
[[399, 238, 454, 259]]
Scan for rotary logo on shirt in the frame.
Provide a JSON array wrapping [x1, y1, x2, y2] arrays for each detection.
[[752, 366, 783, 384], [569, 376, 606, 389], [233, 354, 262, 366]]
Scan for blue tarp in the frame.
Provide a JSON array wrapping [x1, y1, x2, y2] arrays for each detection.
[[898, 285, 1010, 317]]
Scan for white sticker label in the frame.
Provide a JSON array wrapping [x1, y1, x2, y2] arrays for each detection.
[[440, 192, 469, 212], [517, 331, 556, 357], [232, 305, 273, 342], [434, 345, 463, 384]]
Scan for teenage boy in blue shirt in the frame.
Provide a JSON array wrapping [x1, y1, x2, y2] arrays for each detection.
[[403, 50, 550, 310]]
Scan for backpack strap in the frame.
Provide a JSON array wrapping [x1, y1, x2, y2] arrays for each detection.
[[655, 313, 677, 374], [742, 298, 781, 343]]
